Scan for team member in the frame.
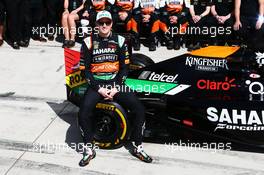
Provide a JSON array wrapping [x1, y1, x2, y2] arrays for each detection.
[[62, 0, 85, 48], [19, 0, 31, 48], [131, 0, 160, 51], [159, 0, 189, 50], [78, 10, 153, 166], [187, 0, 211, 51], [111, 0, 134, 33], [44, 0, 64, 41], [81, 0, 113, 28], [3, 0, 30, 49], [209, 0, 234, 45], [30, 0, 48, 43], [0, 0, 4, 46], [233, 0, 264, 47]]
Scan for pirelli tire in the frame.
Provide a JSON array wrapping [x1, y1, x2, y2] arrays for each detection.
[[129, 53, 155, 70], [78, 101, 130, 149]]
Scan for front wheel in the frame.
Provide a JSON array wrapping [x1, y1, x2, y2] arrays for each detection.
[[78, 101, 130, 149]]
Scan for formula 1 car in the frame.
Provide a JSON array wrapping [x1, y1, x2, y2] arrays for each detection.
[[64, 46, 264, 150]]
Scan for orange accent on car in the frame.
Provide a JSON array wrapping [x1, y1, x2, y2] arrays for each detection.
[[191, 46, 240, 58]]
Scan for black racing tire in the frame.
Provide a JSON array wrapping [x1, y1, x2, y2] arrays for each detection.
[[78, 101, 130, 149], [129, 53, 155, 71]]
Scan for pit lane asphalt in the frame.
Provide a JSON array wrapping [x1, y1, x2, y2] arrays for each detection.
[[0, 40, 264, 175]]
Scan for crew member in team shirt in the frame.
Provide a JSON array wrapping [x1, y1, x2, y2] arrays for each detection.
[[131, 0, 160, 51], [187, 0, 211, 51], [111, 0, 134, 33], [233, 0, 264, 47], [208, 0, 234, 45], [159, 0, 190, 50]]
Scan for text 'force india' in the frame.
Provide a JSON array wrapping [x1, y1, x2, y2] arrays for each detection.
[[64, 46, 264, 150]]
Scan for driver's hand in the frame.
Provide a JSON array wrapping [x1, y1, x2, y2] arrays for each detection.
[[98, 88, 112, 100], [107, 88, 119, 100]]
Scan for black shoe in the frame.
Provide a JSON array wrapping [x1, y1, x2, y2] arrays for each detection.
[[62, 40, 69, 48], [79, 149, 96, 167], [32, 36, 47, 42], [174, 39, 181, 50], [149, 42, 156, 51], [11, 42, 20, 50], [19, 40, 29, 47], [47, 35, 54, 41], [133, 39, 140, 51], [173, 36, 181, 50], [187, 44, 194, 51], [68, 40, 75, 48], [193, 42, 201, 50], [129, 145, 153, 163], [166, 40, 174, 50]]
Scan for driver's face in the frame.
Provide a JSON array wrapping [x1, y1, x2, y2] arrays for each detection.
[[97, 18, 113, 35]]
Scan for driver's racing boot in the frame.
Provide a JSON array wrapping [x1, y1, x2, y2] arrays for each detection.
[[129, 144, 153, 163], [79, 147, 96, 167]]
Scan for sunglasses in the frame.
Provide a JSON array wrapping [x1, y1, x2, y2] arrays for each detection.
[[98, 21, 112, 26]]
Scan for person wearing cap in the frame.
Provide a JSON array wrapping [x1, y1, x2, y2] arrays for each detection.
[[78, 10, 153, 166], [233, 0, 264, 47]]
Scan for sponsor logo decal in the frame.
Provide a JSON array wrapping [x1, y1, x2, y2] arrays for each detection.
[[93, 48, 115, 55], [138, 71, 178, 83], [207, 107, 264, 131], [66, 71, 86, 88], [127, 71, 190, 95], [185, 56, 228, 72], [246, 80, 264, 101], [197, 77, 236, 91], [246, 80, 264, 95], [96, 103, 115, 111], [93, 41, 99, 49], [255, 52, 264, 67], [249, 73, 261, 79]]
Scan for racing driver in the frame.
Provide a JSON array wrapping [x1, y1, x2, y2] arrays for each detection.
[[78, 10, 153, 167]]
